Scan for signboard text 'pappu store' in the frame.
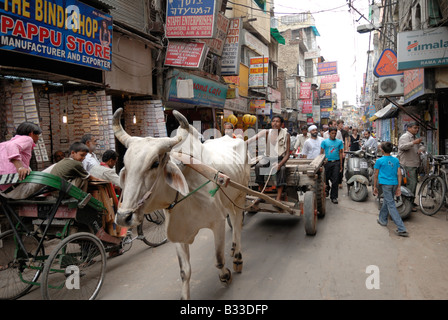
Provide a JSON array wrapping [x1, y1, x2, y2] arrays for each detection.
[[0, 0, 113, 70]]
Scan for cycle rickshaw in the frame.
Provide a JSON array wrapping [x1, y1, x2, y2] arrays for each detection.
[[0, 171, 166, 300]]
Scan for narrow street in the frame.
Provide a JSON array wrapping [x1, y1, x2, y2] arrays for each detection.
[[20, 184, 448, 301]]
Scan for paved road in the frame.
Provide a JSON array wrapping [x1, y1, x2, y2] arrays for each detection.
[[21, 184, 448, 300]]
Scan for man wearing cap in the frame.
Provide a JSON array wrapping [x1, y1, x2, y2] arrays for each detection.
[[398, 122, 425, 211], [302, 125, 324, 160]]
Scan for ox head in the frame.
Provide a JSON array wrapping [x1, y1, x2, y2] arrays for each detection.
[[112, 108, 190, 227]]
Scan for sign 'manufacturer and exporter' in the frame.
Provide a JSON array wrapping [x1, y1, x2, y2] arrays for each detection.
[[397, 27, 448, 70], [0, 0, 113, 70]]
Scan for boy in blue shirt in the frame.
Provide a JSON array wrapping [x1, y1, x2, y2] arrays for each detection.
[[320, 127, 344, 203], [373, 141, 408, 237]]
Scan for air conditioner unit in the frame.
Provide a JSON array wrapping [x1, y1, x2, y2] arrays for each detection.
[[378, 75, 404, 97]]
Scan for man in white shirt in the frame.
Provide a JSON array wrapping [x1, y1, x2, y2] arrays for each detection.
[[81, 134, 100, 172], [302, 125, 324, 159], [362, 130, 378, 152], [294, 125, 310, 155]]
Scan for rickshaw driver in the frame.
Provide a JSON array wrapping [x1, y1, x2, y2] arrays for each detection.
[[247, 115, 290, 203]]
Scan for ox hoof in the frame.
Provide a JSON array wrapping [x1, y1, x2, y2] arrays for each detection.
[[219, 268, 232, 286], [233, 260, 243, 273]]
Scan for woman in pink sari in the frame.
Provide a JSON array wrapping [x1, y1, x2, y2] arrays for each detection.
[[0, 122, 42, 190]]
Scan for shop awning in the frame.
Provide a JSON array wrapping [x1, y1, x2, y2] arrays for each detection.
[[271, 28, 286, 45], [369, 103, 398, 121]]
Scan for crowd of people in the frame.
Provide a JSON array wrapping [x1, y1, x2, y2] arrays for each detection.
[[0, 118, 426, 239]]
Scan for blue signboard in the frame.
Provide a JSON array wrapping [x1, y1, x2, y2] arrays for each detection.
[[0, 0, 113, 70], [166, 0, 217, 38], [167, 69, 228, 108]]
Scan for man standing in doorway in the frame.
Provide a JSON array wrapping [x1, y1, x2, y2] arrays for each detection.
[[398, 122, 425, 211], [321, 127, 344, 204]]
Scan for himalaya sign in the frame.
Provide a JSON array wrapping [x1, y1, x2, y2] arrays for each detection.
[[397, 27, 448, 70]]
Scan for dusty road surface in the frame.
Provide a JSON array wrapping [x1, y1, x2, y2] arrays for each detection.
[[20, 184, 448, 301]]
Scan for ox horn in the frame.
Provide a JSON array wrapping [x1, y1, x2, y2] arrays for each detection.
[[112, 108, 132, 148], [173, 110, 189, 129]]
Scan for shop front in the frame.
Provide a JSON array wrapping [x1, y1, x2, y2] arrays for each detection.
[[164, 68, 228, 139]]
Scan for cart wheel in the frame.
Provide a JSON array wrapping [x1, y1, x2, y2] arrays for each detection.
[[304, 191, 317, 236], [0, 230, 44, 300], [316, 169, 326, 218], [41, 232, 106, 300], [137, 210, 168, 247]]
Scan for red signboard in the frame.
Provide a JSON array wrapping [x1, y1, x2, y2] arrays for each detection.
[[299, 82, 312, 99], [164, 42, 208, 69], [301, 99, 313, 113], [320, 74, 340, 84]]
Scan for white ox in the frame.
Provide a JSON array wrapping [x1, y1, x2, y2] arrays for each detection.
[[113, 108, 249, 300]]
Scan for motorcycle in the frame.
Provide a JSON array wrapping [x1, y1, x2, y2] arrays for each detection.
[[345, 149, 370, 202], [375, 160, 414, 220]]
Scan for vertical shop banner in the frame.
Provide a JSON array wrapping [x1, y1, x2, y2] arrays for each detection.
[[166, 0, 218, 38], [249, 56, 268, 87], [301, 99, 312, 114], [299, 82, 311, 99], [200, 13, 229, 56], [0, 0, 113, 70], [164, 41, 208, 68], [221, 18, 241, 75]]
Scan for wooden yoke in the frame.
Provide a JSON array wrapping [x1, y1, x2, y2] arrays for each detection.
[[170, 152, 296, 214]]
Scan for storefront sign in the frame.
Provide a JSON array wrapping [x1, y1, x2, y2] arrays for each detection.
[[166, 69, 227, 108], [221, 18, 241, 75], [299, 82, 311, 99], [397, 27, 448, 70], [166, 0, 218, 38], [0, 0, 113, 70], [374, 49, 402, 77], [320, 83, 336, 90], [317, 61, 337, 76], [200, 13, 229, 56], [403, 68, 425, 103], [249, 56, 268, 87], [320, 74, 340, 84], [165, 41, 208, 69], [319, 89, 332, 100], [301, 99, 312, 113]]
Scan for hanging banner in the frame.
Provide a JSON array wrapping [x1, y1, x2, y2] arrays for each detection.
[[249, 56, 268, 87], [0, 0, 113, 70], [299, 82, 311, 99], [166, 0, 218, 38], [221, 18, 242, 75]]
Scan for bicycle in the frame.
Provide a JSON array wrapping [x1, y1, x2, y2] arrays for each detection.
[[418, 153, 448, 216]]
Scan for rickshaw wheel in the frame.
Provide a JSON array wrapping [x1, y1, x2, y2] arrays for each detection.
[[41, 232, 106, 300], [0, 230, 44, 300]]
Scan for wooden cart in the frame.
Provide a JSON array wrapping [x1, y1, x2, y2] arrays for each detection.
[[244, 154, 326, 235], [171, 153, 326, 236]]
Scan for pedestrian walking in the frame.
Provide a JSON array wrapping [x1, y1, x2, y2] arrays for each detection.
[[321, 127, 344, 204], [373, 141, 408, 237]]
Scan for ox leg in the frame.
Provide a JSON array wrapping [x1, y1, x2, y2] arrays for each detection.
[[230, 209, 244, 273], [175, 243, 191, 300], [212, 223, 232, 285]]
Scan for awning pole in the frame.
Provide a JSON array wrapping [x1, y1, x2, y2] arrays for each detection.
[[385, 97, 436, 131]]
